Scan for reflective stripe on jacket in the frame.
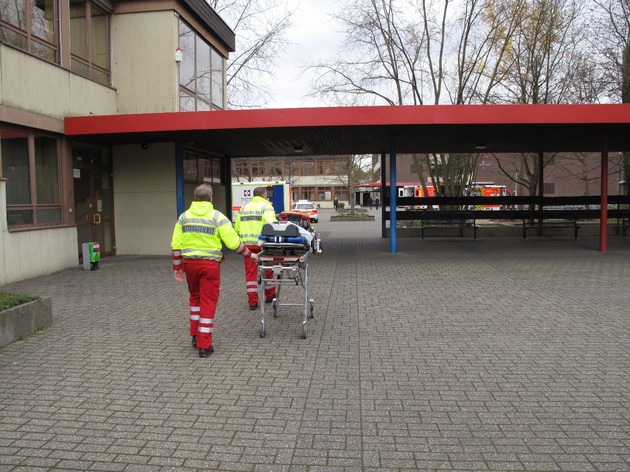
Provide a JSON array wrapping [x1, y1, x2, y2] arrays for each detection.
[[171, 201, 244, 262], [235, 196, 277, 245]]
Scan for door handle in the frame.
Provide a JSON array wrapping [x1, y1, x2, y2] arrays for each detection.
[[92, 213, 101, 224]]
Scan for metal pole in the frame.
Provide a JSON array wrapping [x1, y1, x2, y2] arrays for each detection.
[[600, 134, 609, 252], [175, 142, 184, 216], [381, 152, 387, 238], [389, 138, 397, 254]]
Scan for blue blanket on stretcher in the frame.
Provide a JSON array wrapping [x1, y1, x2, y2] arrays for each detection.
[[258, 222, 313, 249]]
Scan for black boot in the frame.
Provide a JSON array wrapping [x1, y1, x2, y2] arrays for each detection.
[[199, 346, 214, 358]]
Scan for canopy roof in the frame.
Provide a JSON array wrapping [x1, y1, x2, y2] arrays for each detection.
[[64, 104, 630, 157]]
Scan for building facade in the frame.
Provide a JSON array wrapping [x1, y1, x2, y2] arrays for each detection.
[[1, 0, 235, 283], [234, 152, 625, 209], [231, 156, 355, 208]]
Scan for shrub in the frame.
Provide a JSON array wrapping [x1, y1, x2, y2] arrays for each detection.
[[0, 291, 40, 311]]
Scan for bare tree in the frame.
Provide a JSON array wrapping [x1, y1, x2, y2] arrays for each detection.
[[590, 0, 630, 194], [492, 151, 556, 202], [489, 0, 585, 105], [307, 0, 528, 204], [333, 155, 371, 214], [484, 0, 588, 196], [207, 0, 294, 108], [556, 152, 624, 204]]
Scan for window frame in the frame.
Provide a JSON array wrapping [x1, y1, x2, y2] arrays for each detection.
[[178, 18, 226, 111], [1, 127, 64, 229], [182, 148, 222, 184], [0, 0, 60, 63], [69, 0, 112, 86]]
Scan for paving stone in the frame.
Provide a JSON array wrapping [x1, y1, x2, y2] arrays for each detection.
[[1, 210, 629, 471]]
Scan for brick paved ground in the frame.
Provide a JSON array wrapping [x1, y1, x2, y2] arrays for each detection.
[[1, 209, 629, 471]]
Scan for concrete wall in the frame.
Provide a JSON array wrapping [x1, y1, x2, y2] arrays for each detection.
[[112, 143, 177, 255], [0, 180, 77, 285], [0, 44, 117, 118], [1, 45, 115, 284], [112, 11, 179, 113], [0, 297, 52, 347]]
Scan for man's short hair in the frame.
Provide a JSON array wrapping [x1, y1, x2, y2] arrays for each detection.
[[194, 184, 213, 201], [254, 187, 268, 198]]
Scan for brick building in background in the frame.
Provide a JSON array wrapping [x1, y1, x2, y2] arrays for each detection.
[[234, 151, 624, 209]]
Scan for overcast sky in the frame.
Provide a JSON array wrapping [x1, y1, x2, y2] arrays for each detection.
[[267, 0, 342, 108]]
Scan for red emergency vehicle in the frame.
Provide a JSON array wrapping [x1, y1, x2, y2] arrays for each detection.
[[468, 183, 512, 210]]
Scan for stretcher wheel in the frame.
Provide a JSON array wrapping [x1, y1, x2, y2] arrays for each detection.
[[301, 324, 307, 339], [259, 326, 266, 338], [310, 301, 315, 318]]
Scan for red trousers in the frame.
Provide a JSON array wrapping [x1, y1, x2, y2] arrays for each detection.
[[244, 245, 275, 307], [183, 259, 220, 349]]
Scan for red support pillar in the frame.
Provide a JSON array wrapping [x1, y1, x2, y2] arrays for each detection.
[[600, 135, 609, 252]]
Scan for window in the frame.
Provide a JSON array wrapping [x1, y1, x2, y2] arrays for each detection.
[[233, 160, 247, 177], [284, 160, 299, 176], [315, 161, 332, 175], [0, 0, 59, 62], [301, 188, 314, 201], [179, 19, 226, 111], [318, 187, 331, 201], [301, 161, 314, 175], [183, 148, 221, 184], [543, 182, 556, 195], [69, 0, 110, 85], [1, 127, 62, 227], [211, 48, 224, 107], [250, 162, 263, 177]]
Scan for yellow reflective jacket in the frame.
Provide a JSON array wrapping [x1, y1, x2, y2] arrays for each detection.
[[234, 196, 277, 245], [171, 201, 247, 264]]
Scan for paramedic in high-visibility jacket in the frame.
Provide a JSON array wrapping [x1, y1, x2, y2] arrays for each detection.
[[171, 184, 258, 358], [234, 187, 278, 309]]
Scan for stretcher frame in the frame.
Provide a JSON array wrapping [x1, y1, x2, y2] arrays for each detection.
[[256, 222, 321, 339]]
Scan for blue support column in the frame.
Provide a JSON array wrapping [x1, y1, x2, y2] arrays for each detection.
[[381, 152, 387, 238], [389, 138, 397, 254], [175, 143, 184, 216], [224, 155, 233, 221]]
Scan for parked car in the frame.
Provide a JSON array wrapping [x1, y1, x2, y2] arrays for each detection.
[[292, 200, 319, 223]]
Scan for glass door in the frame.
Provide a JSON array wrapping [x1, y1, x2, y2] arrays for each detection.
[[73, 145, 115, 259]]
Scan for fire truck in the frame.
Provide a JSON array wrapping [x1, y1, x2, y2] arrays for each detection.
[[413, 185, 439, 210], [467, 183, 512, 210], [231, 181, 292, 220]]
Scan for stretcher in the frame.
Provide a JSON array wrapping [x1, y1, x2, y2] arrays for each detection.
[[256, 213, 322, 339]]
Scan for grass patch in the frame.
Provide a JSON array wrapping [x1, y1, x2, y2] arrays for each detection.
[[0, 291, 40, 311]]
